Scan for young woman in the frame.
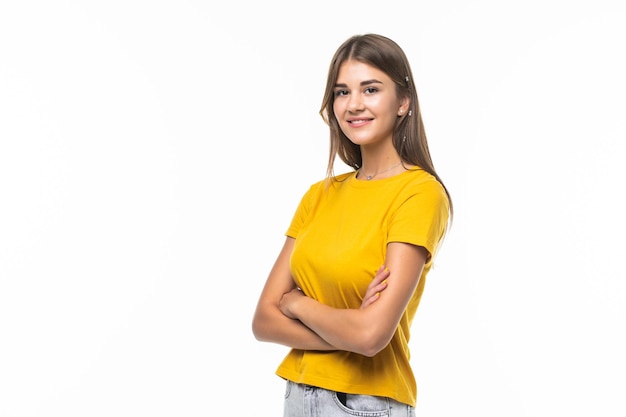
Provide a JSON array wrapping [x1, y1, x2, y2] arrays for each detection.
[[252, 33, 453, 416]]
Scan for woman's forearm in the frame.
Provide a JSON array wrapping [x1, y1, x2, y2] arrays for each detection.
[[285, 295, 383, 356], [278, 266, 393, 356], [252, 302, 336, 351]]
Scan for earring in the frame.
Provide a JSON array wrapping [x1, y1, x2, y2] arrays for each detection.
[[399, 109, 403, 115], [408, 110, 412, 116]]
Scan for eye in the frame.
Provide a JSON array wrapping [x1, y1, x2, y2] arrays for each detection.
[[334, 89, 348, 97], [364, 87, 378, 94]]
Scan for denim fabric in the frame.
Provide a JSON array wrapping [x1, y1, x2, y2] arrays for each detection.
[[283, 380, 415, 417]]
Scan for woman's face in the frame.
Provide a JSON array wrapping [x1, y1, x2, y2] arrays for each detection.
[[333, 60, 407, 147]]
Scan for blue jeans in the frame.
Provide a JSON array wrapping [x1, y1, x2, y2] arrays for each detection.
[[283, 381, 415, 417]]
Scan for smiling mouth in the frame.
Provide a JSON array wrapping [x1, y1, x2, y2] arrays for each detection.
[[348, 119, 373, 126]]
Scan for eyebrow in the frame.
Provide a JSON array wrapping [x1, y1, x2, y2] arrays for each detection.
[[334, 79, 384, 88]]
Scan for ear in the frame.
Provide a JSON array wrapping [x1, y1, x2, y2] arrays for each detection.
[[397, 96, 411, 117]]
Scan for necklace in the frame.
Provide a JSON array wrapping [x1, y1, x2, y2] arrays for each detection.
[[361, 161, 403, 180]]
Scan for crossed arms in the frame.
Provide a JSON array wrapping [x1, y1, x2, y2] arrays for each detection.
[[252, 236, 427, 357]]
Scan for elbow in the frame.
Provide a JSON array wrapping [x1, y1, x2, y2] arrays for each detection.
[[356, 330, 393, 358], [251, 312, 269, 342], [252, 301, 286, 343], [252, 304, 284, 343], [252, 317, 268, 342], [359, 342, 388, 358], [251, 320, 261, 341], [359, 347, 380, 358]]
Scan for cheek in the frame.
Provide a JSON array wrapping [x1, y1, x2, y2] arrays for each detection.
[[377, 97, 397, 113], [333, 100, 342, 117]]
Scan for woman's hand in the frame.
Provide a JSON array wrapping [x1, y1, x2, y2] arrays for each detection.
[[360, 265, 390, 309], [279, 287, 306, 319], [279, 264, 389, 321]]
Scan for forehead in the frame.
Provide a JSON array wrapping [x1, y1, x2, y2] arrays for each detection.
[[336, 60, 391, 84]]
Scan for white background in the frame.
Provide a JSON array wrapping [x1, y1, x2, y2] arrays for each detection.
[[1, 1, 625, 416]]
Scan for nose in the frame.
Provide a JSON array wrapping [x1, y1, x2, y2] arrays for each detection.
[[347, 94, 364, 113]]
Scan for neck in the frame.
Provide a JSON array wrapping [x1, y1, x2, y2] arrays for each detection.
[[359, 160, 403, 180]]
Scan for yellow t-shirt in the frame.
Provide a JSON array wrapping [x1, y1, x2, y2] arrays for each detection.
[[276, 168, 450, 407]]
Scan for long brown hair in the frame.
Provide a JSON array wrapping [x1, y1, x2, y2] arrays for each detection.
[[319, 33, 453, 217]]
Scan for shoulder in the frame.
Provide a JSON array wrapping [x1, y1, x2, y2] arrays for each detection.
[[305, 171, 354, 195], [396, 169, 450, 219], [402, 168, 446, 196]]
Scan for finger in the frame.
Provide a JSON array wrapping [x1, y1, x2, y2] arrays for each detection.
[[365, 270, 388, 293], [372, 266, 390, 284], [362, 280, 388, 305], [360, 292, 381, 309], [367, 274, 389, 297]]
